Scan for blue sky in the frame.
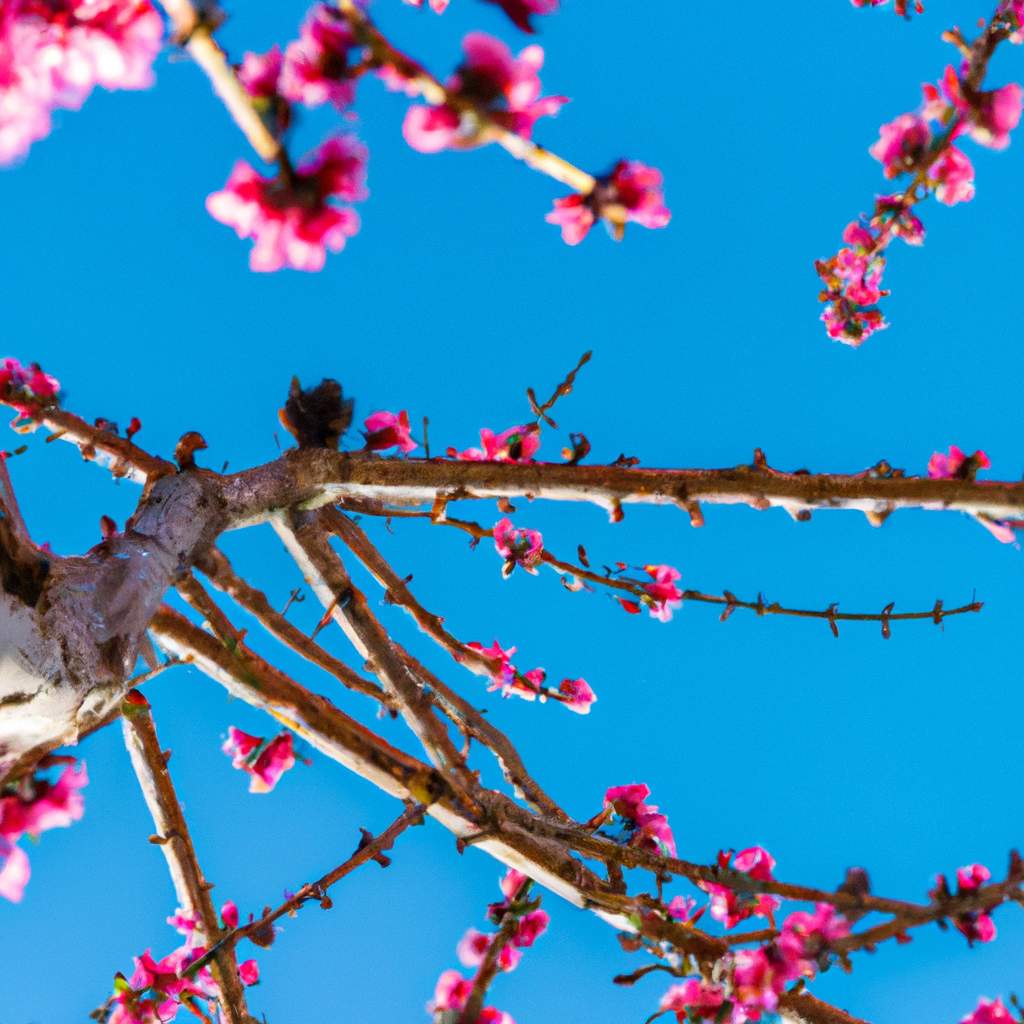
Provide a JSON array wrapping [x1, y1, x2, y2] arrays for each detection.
[[2, 1, 1024, 1022]]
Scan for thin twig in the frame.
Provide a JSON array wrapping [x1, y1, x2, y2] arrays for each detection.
[[186, 803, 425, 976]]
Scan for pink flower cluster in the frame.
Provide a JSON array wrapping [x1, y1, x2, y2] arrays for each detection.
[[467, 639, 595, 712], [400, 32, 565, 153], [547, 160, 670, 245], [403, 0, 557, 33], [222, 726, 297, 793], [448, 423, 540, 462], [961, 997, 1017, 1024], [239, 5, 359, 113], [110, 900, 260, 1023], [206, 135, 367, 272], [0, 759, 87, 902], [0, 0, 162, 165], [429, 869, 547, 1024], [699, 847, 781, 929], [603, 783, 676, 857], [364, 410, 417, 453], [659, 903, 849, 1023], [493, 517, 543, 576], [0, 356, 60, 420], [930, 862, 998, 945], [818, 47, 1022, 343]]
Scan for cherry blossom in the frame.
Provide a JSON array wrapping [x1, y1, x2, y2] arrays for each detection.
[[404, 0, 557, 33], [493, 517, 543, 576], [0, 760, 87, 902], [280, 4, 360, 110], [643, 563, 683, 622], [499, 868, 528, 902], [961, 998, 1017, 1024], [927, 446, 990, 480], [364, 410, 417, 453], [547, 160, 670, 244], [220, 899, 240, 929], [0, 356, 60, 418], [206, 135, 367, 272], [558, 677, 595, 714], [699, 847, 781, 929], [0, 838, 30, 902], [659, 979, 727, 1021], [222, 726, 297, 793], [402, 32, 565, 153], [931, 145, 976, 205], [511, 909, 548, 947], [448, 423, 540, 462], [602, 783, 676, 857], [870, 114, 931, 177], [238, 959, 260, 986], [238, 46, 284, 100], [0, 0, 162, 165], [456, 928, 522, 971]]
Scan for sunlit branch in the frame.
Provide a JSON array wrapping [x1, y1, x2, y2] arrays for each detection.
[[121, 694, 253, 1024]]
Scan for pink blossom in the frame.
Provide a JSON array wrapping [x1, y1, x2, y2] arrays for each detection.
[[166, 909, 198, 938], [431, 969, 473, 1012], [0, 838, 30, 902], [493, 517, 544, 576], [280, 4, 358, 110], [778, 903, 850, 969], [222, 727, 297, 793], [643, 563, 683, 622], [0, 761, 87, 838], [512, 908, 548, 947], [468, 640, 517, 684], [238, 47, 284, 99], [873, 195, 925, 245], [869, 113, 931, 177], [957, 863, 992, 891], [456, 928, 522, 971], [548, 160, 670, 244], [220, 900, 239, 929], [558, 677, 596, 714], [961, 998, 1017, 1024], [700, 847, 781, 929], [603, 783, 676, 857], [0, 0, 162, 165], [499, 868, 528, 902], [364, 410, 416, 453], [206, 135, 367, 272], [604, 783, 650, 819], [0, 356, 61, 417], [449, 423, 540, 463], [238, 959, 260, 986], [931, 146, 975, 205], [667, 895, 697, 921], [923, 66, 1022, 150], [731, 946, 791, 1013], [403, 32, 565, 153], [659, 980, 727, 1020], [927, 445, 990, 479]]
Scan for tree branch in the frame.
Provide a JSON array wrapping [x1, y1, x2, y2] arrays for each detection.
[[121, 694, 253, 1024]]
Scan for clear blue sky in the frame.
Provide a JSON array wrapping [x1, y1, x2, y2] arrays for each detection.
[[2, 1, 1023, 1022]]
